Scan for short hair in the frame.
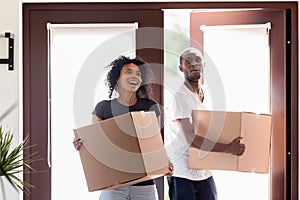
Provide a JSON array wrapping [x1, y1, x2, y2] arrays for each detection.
[[179, 47, 204, 65], [105, 55, 153, 99]]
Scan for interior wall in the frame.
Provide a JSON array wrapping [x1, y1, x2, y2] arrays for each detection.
[[0, 0, 20, 199]]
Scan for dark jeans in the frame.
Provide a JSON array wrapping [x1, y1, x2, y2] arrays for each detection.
[[168, 176, 218, 200]]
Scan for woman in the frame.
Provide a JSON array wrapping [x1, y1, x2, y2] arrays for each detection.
[[73, 55, 173, 200]]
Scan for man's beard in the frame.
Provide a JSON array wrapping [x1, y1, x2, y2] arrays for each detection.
[[188, 74, 200, 82]]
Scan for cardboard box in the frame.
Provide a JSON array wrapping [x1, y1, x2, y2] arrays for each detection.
[[73, 111, 169, 191], [189, 110, 272, 173]]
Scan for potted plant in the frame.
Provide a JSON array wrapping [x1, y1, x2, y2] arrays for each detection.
[[0, 104, 41, 199]]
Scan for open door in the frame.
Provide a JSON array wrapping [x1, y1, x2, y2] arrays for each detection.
[[190, 10, 287, 200]]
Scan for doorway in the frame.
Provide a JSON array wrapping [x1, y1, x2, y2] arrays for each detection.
[[23, 2, 298, 200], [164, 9, 271, 200]]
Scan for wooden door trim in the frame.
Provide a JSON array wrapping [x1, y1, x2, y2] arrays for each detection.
[[189, 9, 288, 200], [23, 2, 298, 200]]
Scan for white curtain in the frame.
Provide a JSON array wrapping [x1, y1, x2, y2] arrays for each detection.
[[48, 23, 137, 200], [201, 23, 271, 200], [201, 23, 271, 114]]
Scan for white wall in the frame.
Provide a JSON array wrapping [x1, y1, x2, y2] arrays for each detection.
[[0, 0, 20, 199], [0, 0, 19, 133], [0, 0, 297, 200]]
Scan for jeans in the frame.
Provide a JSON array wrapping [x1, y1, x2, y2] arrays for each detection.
[[99, 185, 158, 200], [168, 176, 218, 200]]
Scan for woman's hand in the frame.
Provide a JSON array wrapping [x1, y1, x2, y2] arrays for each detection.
[[199, 87, 204, 103], [227, 136, 246, 156], [166, 162, 174, 177], [73, 137, 83, 150]]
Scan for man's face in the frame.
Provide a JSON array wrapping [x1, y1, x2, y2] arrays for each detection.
[[180, 52, 204, 82]]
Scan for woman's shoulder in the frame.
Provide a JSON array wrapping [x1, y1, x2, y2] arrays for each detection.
[[95, 99, 115, 108]]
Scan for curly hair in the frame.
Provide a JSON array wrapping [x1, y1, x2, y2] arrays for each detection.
[[105, 55, 153, 99]]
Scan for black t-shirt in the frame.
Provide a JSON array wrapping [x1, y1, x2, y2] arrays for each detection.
[[92, 98, 161, 120], [92, 97, 161, 186]]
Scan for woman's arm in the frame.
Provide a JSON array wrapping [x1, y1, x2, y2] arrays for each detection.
[[73, 114, 103, 150], [92, 114, 102, 123]]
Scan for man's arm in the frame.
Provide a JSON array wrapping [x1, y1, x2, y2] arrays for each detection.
[[177, 118, 245, 156]]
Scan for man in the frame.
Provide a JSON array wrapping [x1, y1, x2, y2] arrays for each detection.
[[165, 47, 246, 200]]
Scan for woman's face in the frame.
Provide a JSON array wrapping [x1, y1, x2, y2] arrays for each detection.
[[117, 63, 142, 93]]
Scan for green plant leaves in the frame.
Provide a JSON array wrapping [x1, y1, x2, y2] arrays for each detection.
[[0, 126, 41, 195]]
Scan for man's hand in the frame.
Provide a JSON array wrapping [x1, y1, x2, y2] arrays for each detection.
[[226, 137, 246, 156]]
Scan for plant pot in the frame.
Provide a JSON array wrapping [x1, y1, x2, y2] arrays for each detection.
[[0, 176, 7, 200]]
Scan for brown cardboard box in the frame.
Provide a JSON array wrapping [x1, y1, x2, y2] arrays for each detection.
[[189, 110, 272, 173], [73, 111, 169, 192]]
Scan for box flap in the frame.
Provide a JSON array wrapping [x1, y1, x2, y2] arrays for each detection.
[[131, 111, 169, 174], [238, 112, 272, 173]]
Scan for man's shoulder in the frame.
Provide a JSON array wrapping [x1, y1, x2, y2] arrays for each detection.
[[173, 86, 191, 100]]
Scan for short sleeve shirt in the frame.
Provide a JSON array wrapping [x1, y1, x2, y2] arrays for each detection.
[[165, 84, 212, 181]]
